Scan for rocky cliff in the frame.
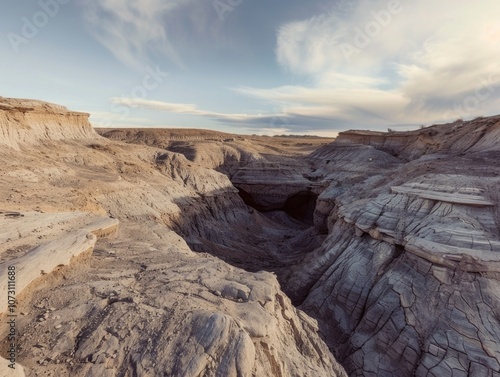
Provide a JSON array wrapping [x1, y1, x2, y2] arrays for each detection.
[[0, 97, 98, 149], [3, 95, 500, 377], [337, 116, 500, 160], [0, 97, 345, 377]]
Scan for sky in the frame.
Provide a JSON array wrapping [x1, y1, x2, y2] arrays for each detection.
[[1, 0, 500, 136]]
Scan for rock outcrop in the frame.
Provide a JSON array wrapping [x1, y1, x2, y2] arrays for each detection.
[[281, 116, 500, 376], [3, 95, 500, 377], [0, 210, 118, 376], [336, 116, 500, 160], [0, 97, 346, 377], [0, 97, 97, 149], [232, 163, 324, 214], [0, 211, 119, 312]]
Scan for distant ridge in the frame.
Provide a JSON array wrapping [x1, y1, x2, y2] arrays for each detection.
[[336, 115, 500, 160]]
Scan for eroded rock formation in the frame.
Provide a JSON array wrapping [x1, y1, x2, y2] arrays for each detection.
[[138, 115, 500, 376], [2, 96, 500, 377], [0, 97, 345, 377], [0, 97, 97, 149], [284, 120, 500, 376]]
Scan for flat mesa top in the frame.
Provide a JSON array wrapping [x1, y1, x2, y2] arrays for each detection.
[[0, 97, 89, 116]]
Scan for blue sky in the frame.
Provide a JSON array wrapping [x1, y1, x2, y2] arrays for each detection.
[[2, 0, 500, 136]]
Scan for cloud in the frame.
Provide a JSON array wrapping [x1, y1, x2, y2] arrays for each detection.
[[81, 0, 191, 71], [91, 1, 500, 134], [89, 110, 158, 128], [108, 97, 267, 121], [80, 0, 238, 72], [265, 0, 500, 129], [235, 85, 413, 127], [106, 97, 347, 135]]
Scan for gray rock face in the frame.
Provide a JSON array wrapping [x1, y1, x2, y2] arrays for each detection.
[[282, 116, 500, 376], [336, 116, 500, 160], [232, 164, 323, 212]]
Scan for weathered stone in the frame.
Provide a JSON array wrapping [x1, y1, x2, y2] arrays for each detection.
[[0, 97, 346, 377]]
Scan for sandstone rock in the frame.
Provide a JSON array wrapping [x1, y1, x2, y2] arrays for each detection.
[[5, 96, 500, 377], [0, 97, 98, 149], [0, 98, 345, 377], [0, 212, 118, 313]]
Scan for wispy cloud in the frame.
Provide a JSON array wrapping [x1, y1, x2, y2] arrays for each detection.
[[89, 110, 158, 128], [99, 98, 325, 135], [109, 97, 289, 123], [107, 97, 357, 135], [81, 0, 191, 71], [89, 0, 500, 133]]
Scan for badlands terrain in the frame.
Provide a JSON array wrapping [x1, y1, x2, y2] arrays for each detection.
[[1, 96, 500, 377]]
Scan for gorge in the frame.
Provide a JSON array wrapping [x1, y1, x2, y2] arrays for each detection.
[[1, 96, 500, 377]]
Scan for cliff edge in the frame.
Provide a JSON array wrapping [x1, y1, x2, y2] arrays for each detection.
[[0, 97, 97, 149]]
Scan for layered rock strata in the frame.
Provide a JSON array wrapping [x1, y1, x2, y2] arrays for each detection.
[[283, 117, 500, 376], [4, 94, 500, 377], [0, 97, 97, 149], [0, 97, 346, 377]]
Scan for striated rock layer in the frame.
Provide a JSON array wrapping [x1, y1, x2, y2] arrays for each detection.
[[100, 114, 500, 377], [0, 97, 97, 149], [336, 116, 500, 160], [0, 97, 345, 377], [281, 116, 500, 376]]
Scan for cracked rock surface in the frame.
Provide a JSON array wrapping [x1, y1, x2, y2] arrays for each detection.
[[283, 118, 500, 376], [0, 97, 344, 377], [3, 96, 500, 377], [98, 114, 500, 377]]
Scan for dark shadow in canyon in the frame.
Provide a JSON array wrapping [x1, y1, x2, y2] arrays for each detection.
[[282, 191, 317, 225], [237, 188, 318, 226], [167, 187, 324, 281]]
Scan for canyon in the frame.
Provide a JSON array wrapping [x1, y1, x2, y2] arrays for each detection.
[[1, 96, 500, 377]]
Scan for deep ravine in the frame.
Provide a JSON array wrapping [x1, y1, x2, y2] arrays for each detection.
[[150, 117, 500, 377]]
